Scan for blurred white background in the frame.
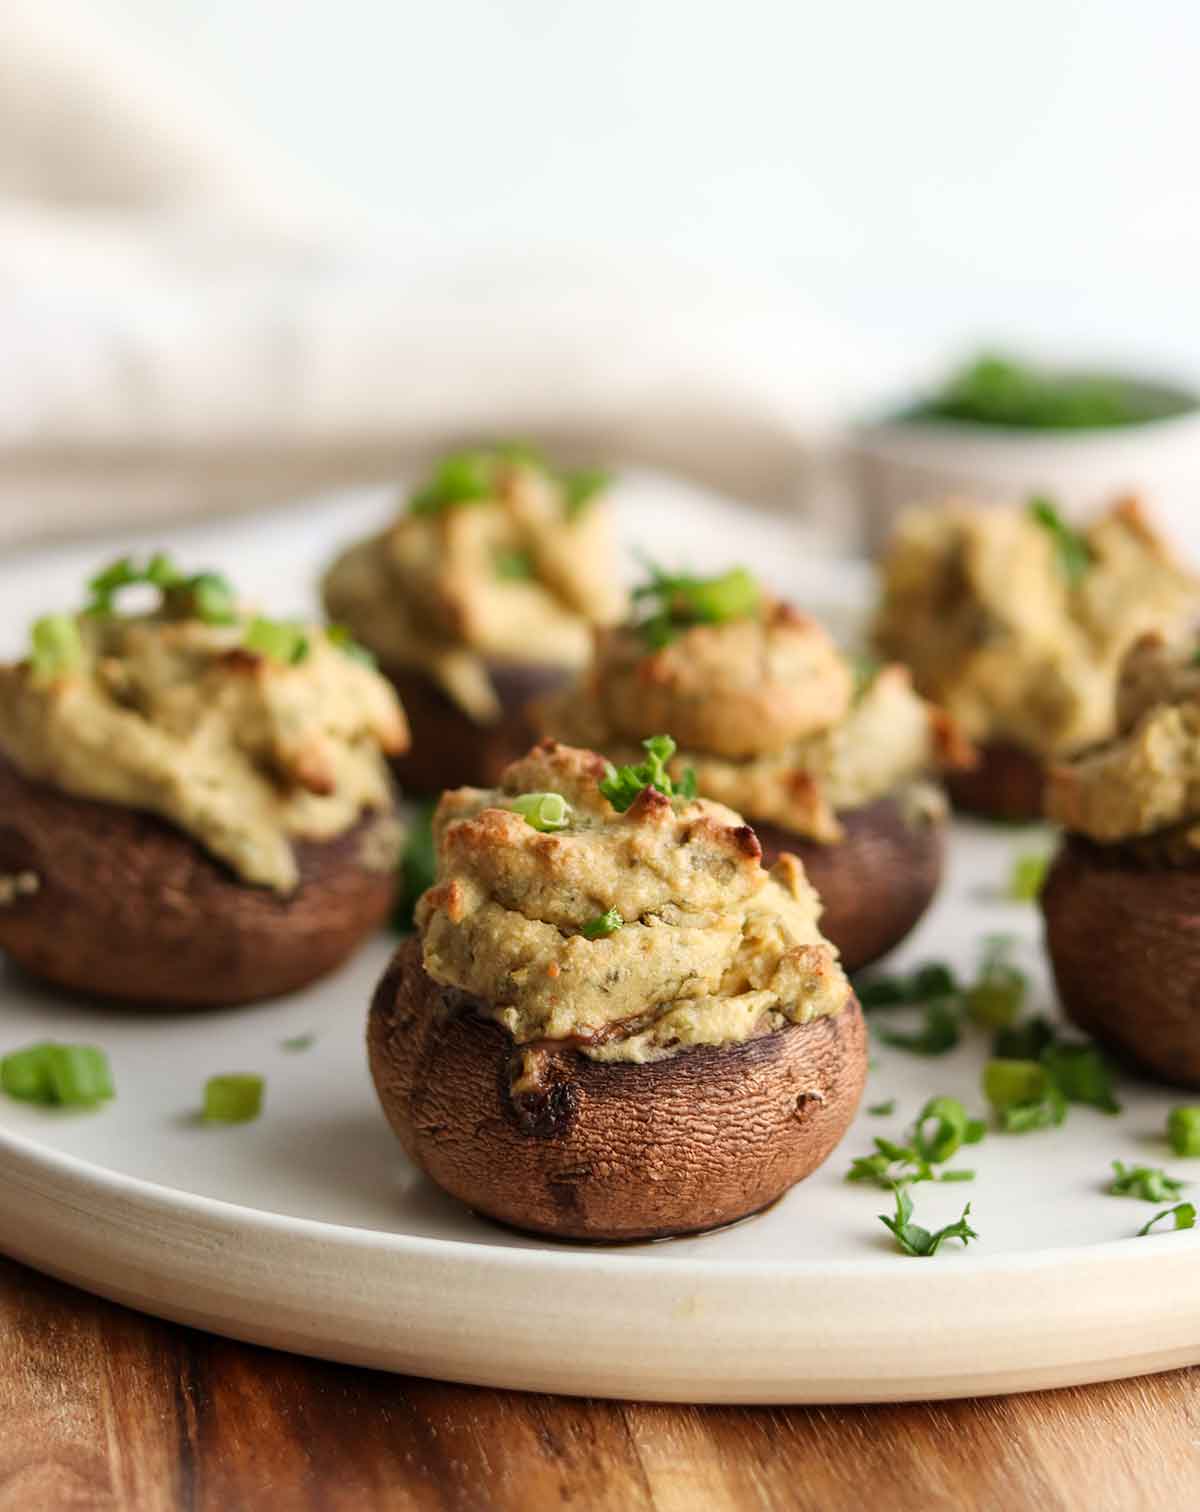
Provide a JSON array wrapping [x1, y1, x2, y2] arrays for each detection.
[[4, 0, 1200, 544], [102, 0, 1200, 369]]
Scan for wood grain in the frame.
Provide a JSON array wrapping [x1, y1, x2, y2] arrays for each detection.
[[1, 1254, 1197, 1512]]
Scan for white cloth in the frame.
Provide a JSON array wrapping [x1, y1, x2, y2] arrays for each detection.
[[0, 0, 905, 548]]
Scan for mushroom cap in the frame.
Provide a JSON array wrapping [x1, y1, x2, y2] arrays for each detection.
[[945, 740, 1046, 822], [751, 794, 945, 974], [368, 938, 867, 1241], [1042, 835, 1200, 1088], [0, 757, 397, 1008], [384, 661, 571, 794]]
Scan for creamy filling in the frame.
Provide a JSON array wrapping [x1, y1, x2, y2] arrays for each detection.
[[415, 741, 851, 1064], [322, 463, 623, 722], [0, 614, 408, 892]]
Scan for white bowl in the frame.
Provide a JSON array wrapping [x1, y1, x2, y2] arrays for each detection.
[[848, 405, 1200, 556]]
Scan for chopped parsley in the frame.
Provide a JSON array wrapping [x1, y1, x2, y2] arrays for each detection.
[[1108, 1162, 1186, 1203], [879, 1187, 979, 1257], [1040, 1042, 1121, 1115], [581, 908, 624, 940], [1137, 1203, 1196, 1237], [876, 999, 961, 1057], [598, 734, 697, 812], [631, 563, 761, 649]]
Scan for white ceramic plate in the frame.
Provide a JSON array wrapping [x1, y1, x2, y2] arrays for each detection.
[[1, 479, 1198, 1404]]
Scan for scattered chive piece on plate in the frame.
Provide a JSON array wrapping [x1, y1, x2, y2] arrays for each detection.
[[581, 908, 624, 940], [280, 1034, 316, 1053], [983, 1058, 1066, 1133], [1, 1042, 114, 1107], [1167, 1106, 1200, 1157], [867, 1098, 896, 1117], [1137, 1202, 1196, 1237], [203, 1074, 264, 1124], [1108, 1162, 1186, 1203], [1009, 851, 1050, 902], [965, 937, 1026, 1028], [879, 1187, 979, 1257], [912, 1095, 972, 1164], [510, 791, 571, 832], [876, 999, 961, 1056]]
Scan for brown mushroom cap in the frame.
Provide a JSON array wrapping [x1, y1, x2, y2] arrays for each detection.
[[944, 740, 1046, 822], [385, 661, 572, 794], [368, 937, 867, 1241], [0, 757, 397, 1008], [1042, 835, 1200, 1088], [750, 794, 945, 974]]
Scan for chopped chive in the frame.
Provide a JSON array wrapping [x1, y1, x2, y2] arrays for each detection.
[[1009, 851, 1050, 901], [983, 1058, 1067, 1132], [280, 1034, 316, 1053], [185, 571, 238, 626], [510, 792, 571, 832], [966, 938, 1026, 1029], [632, 563, 761, 648], [1, 1042, 113, 1107], [203, 1074, 264, 1124], [868, 1098, 896, 1117], [1167, 1106, 1200, 1157], [29, 615, 82, 681], [581, 907, 624, 940], [245, 616, 310, 665], [1137, 1203, 1196, 1237], [913, 1095, 971, 1163]]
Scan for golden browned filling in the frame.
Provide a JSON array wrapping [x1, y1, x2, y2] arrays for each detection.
[[322, 446, 624, 723], [1047, 631, 1200, 852], [0, 559, 408, 892], [415, 740, 851, 1064], [536, 584, 965, 842], [874, 496, 1198, 760]]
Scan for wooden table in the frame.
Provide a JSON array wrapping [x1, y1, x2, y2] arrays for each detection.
[[2, 1254, 1197, 1511]]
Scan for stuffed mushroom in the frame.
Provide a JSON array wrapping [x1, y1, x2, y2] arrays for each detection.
[[874, 495, 1198, 821], [533, 567, 969, 973], [1043, 631, 1200, 1087], [368, 739, 866, 1241], [0, 555, 409, 1007], [322, 444, 624, 792]]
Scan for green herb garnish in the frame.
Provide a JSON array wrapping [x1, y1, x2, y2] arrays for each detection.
[[965, 936, 1026, 1028], [983, 1058, 1067, 1132], [394, 800, 437, 934], [280, 1034, 316, 1053], [847, 1138, 934, 1189], [1167, 1106, 1200, 1157], [876, 999, 961, 1057], [581, 908, 624, 940], [244, 616, 310, 665], [1, 1042, 114, 1107], [1040, 1042, 1121, 1115], [598, 734, 697, 812], [409, 450, 496, 515], [493, 548, 536, 581], [85, 554, 237, 625], [632, 563, 761, 649], [510, 792, 571, 832], [28, 614, 83, 681], [879, 1187, 979, 1257], [326, 623, 377, 666], [992, 1014, 1056, 1061], [1009, 849, 1051, 901], [1108, 1162, 1186, 1203], [562, 468, 611, 519], [868, 1099, 896, 1117], [1028, 497, 1091, 587], [203, 1074, 264, 1124], [1137, 1203, 1197, 1237], [913, 1096, 975, 1163]]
